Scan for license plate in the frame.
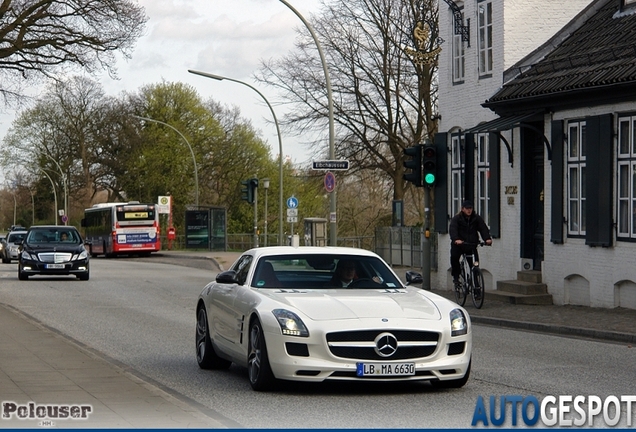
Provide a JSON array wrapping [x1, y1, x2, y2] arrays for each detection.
[[46, 264, 65, 269], [356, 362, 415, 377]]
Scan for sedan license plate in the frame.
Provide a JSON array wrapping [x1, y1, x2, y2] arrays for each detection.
[[46, 264, 65, 269], [356, 362, 415, 377]]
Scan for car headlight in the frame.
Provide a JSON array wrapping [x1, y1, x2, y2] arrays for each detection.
[[272, 309, 309, 337], [450, 308, 468, 336], [72, 250, 88, 261], [21, 250, 36, 261]]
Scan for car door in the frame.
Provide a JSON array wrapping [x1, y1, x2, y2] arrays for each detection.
[[209, 254, 253, 354]]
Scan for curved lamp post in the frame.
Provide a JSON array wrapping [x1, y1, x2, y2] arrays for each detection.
[[277, 0, 337, 246], [42, 153, 68, 225], [188, 69, 285, 246], [133, 115, 199, 207]]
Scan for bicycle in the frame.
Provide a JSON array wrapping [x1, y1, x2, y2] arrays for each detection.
[[454, 242, 487, 309]]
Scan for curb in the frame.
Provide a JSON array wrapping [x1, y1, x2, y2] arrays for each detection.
[[471, 316, 636, 345]]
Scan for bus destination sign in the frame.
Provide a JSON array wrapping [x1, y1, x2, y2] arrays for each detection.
[[312, 160, 350, 170]]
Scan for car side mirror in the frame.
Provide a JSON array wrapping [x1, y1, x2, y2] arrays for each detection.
[[216, 270, 239, 284], [83, 240, 92, 246], [405, 270, 423, 286]]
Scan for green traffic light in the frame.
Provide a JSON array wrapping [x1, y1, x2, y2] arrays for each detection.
[[425, 173, 436, 184]]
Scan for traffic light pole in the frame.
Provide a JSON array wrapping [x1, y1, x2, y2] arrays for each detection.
[[422, 187, 431, 290], [253, 184, 259, 248]]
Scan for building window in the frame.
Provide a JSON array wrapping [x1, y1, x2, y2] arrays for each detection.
[[477, 0, 493, 76], [451, 133, 465, 215], [476, 133, 490, 227], [617, 115, 636, 239], [452, 8, 465, 83], [567, 121, 586, 236]]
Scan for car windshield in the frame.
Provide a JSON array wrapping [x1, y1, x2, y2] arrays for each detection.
[[7, 233, 26, 243], [27, 229, 80, 244], [249, 254, 403, 289]]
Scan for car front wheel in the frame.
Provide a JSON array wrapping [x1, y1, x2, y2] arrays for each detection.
[[18, 267, 28, 280], [195, 306, 231, 370], [248, 318, 275, 391]]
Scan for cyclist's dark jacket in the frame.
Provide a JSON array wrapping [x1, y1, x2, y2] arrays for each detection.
[[449, 212, 491, 245]]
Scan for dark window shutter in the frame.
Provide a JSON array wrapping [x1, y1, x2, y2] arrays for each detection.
[[464, 133, 475, 203], [488, 132, 500, 238], [434, 132, 449, 234], [585, 114, 613, 247], [550, 120, 564, 244]]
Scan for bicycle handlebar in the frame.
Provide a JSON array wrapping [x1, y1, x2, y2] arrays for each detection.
[[456, 241, 490, 247]]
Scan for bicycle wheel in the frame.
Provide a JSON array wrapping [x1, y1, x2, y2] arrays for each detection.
[[454, 272, 467, 306], [471, 267, 485, 309]]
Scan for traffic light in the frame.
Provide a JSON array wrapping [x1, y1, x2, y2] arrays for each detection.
[[241, 178, 259, 204], [403, 144, 423, 187], [422, 143, 437, 187]]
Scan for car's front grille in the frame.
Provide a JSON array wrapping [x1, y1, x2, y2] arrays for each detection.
[[326, 330, 439, 361], [38, 253, 72, 263]]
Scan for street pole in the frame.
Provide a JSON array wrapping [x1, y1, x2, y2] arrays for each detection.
[[188, 70, 285, 246], [253, 181, 259, 248], [277, 0, 337, 246], [133, 115, 199, 207], [263, 178, 270, 247], [422, 188, 431, 290]]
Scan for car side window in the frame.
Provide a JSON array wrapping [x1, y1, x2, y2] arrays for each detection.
[[232, 255, 253, 286]]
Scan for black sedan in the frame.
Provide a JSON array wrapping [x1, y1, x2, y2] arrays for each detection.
[[18, 226, 90, 281]]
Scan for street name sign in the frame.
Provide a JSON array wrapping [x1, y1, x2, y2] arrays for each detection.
[[312, 160, 349, 170]]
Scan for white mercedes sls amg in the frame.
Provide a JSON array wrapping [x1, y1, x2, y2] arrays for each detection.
[[196, 246, 472, 391]]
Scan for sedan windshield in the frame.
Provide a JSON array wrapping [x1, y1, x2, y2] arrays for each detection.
[[250, 254, 403, 289], [27, 229, 81, 245]]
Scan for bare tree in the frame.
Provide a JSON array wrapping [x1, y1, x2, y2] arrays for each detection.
[[256, 0, 439, 204], [0, 0, 147, 105]]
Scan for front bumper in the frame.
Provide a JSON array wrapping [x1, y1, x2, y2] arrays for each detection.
[[262, 318, 472, 383], [19, 259, 89, 276]]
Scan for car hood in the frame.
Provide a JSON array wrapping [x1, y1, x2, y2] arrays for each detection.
[[261, 289, 441, 321], [24, 244, 85, 253]]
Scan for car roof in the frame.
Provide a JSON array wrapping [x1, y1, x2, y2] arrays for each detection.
[[244, 246, 381, 259], [7, 230, 27, 236], [27, 225, 79, 230]]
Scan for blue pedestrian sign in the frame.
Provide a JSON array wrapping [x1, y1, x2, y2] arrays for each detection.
[[287, 196, 299, 209]]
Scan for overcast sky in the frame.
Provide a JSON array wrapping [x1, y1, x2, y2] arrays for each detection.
[[1, 0, 324, 166]]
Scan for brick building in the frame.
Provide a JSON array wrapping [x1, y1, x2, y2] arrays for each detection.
[[434, 0, 636, 309]]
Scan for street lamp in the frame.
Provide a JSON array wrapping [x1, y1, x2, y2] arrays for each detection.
[[133, 115, 199, 207], [42, 153, 68, 225], [277, 0, 337, 246], [188, 69, 285, 246], [262, 178, 270, 247], [31, 168, 58, 224]]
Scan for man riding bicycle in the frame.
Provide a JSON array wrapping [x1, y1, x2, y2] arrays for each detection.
[[449, 200, 492, 289]]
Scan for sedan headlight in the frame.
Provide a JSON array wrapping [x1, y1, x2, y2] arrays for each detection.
[[272, 309, 309, 337], [21, 250, 37, 261], [72, 250, 88, 261], [450, 308, 468, 336]]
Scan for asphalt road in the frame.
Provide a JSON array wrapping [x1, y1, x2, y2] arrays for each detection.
[[1, 257, 635, 428]]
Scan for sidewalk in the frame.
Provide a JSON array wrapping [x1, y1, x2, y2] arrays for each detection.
[[0, 303, 237, 429]]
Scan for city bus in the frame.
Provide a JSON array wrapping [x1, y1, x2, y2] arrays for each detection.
[[81, 202, 161, 257]]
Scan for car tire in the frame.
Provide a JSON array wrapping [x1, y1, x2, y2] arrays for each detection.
[[77, 270, 90, 281], [196, 306, 231, 370], [430, 359, 471, 389], [248, 318, 276, 391], [2, 255, 10, 264], [18, 268, 28, 280]]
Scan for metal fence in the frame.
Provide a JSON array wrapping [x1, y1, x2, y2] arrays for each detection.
[[160, 230, 436, 271], [374, 227, 438, 270]]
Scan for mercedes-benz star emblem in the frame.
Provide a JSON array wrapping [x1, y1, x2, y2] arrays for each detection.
[[374, 332, 398, 357]]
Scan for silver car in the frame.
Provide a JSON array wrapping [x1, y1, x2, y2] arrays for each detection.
[[2, 230, 27, 263]]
